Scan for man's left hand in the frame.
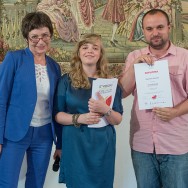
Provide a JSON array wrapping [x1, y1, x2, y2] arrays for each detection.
[[152, 107, 178, 122]]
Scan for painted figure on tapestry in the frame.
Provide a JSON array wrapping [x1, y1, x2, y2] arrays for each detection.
[[102, 0, 125, 46], [68, 0, 95, 33], [77, 0, 95, 31], [36, 0, 79, 42]]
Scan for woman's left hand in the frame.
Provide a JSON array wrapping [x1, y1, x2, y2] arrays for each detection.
[[88, 92, 110, 114]]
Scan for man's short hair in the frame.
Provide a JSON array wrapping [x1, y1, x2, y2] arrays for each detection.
[[142, 9, 170, 28]]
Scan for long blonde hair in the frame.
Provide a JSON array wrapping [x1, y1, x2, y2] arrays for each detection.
[[69, 34, 110, 89]]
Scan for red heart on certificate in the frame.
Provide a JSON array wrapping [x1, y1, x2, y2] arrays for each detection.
[[152, 95, 157, 99], [106, 96, 112, 106]]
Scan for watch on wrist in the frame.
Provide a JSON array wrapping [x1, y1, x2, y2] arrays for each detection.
[[104, 108, 112, 116]]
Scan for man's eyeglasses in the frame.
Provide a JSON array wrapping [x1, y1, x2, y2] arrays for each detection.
[[29, 34, 51, 43]]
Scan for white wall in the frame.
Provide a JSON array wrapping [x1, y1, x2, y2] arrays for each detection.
[[18, 95, 137, 188]]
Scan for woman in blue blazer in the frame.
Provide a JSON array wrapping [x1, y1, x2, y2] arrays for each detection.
[[0, 12, 62, 188]]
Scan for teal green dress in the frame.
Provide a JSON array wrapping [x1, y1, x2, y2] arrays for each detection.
[[54, 74, 123, 188]]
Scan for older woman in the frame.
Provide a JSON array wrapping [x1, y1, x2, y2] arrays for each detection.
[[0, 12, 62, 188], [54, 33, 123, 188]]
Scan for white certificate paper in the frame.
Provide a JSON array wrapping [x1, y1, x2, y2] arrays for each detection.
[[88, 78, 118, 128], [134, 60, 173, 110]]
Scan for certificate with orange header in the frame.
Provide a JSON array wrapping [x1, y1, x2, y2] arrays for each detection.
[[88, 78, 118, 128], [134, 60, 173, 110]]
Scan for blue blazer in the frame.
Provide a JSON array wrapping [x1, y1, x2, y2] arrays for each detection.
[[0, 48, 62, 149]]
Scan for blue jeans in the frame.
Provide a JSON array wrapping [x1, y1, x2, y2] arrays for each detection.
[[131, 149, 188, 188]]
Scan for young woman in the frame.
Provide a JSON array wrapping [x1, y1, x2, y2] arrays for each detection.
[[54, 33, 123, 188]]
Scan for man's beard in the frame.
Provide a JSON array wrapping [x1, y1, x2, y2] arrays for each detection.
[[148, 37, 167, 50]]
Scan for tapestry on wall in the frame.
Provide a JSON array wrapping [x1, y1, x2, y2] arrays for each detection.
[[0, 0, 187, 76]]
